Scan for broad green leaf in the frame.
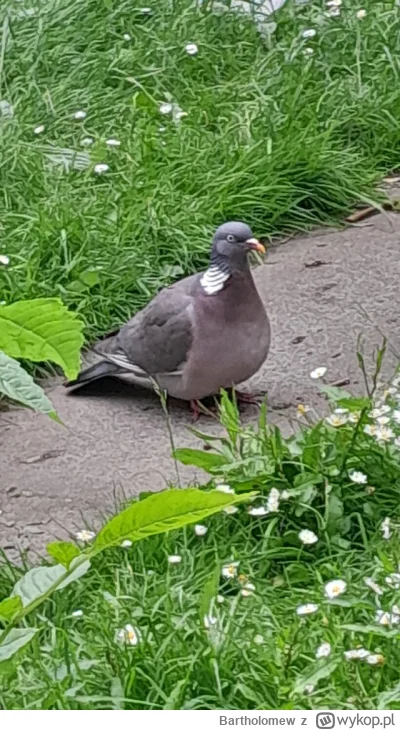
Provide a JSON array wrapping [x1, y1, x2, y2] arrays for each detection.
[[12, 560, 90, 606], [284, 563, 311, 585], [79, 269, 100, 288], [0, 298, 84, 380], [0, 350, 58, 419], [0, 596, 23, 623], [293, 657, 340, 695], [319, 385, 353, 402], [173, 448, 229, 473], [94, 488, 256, 551], [47, 541, 81, 568], [336, 397, 370, 411], [0, 627, 39, 662], [293, 473, 323, 489], [341, 623, 400, 638], [12, 565, 66, 606], [56, 560, 91, 591]]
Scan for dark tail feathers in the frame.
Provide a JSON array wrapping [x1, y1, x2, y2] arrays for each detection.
[[64, 360, 121, 389]]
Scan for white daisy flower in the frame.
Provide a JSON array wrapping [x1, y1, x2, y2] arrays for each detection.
[[74, 110, 87, 120], [221, 562, 239, 579], [253, 634, 264, 645], [116, 623, 140, 646], [194, 524, 208, 536], [168, 554, 182, 564], [371, 405, 391, 418], [299, 529, 318, 545], [248, 505, 269, 517], [376, 416, 390, 426], [173, 108, 188, 123], [382, 517, 391, 540], [326, 413, 348, 427], [375, 609, 400, 627], [349, 411, 361, 423], [241, 582, 256, 597], [315, 642, 331, 659], [375, 426, 395, 442], [203, 613, 217, 629], [159, 102, 173, 115], [267, 488, 280, 513], [216, 595, 225, 604], [364, 577, 384, 596], [296, 404, 310, 418], [215, 484, 234, 494], [94, 163, 109, 174], [392, 410, 400, 424], [349, 470, 367, 484], [327, 6, 341, 15], [121, 539, 132, 548], [356, 9, 366, 19], [223, 505, 239, 515], [71, 609, 83, 618], [364, 424, 377, 436], [366, 653, 384, 665], [302, 29, 316, 38], [303, 47, 314, 56], [325, 579, 346, 599], [0, 255, 10, 266], [80, 137, 94, 146], [327, 0, 342, 6], [123, 33, 131, 41], [76, 529, 95, 543], [296, 603, 319, 616], [185, 43, 198, 55], [385, 573, 400, 588], [34, 124, 45, 134], [344, 648, 370, 661], [106, 138, 121, 147], [310, 367, 327, 379]]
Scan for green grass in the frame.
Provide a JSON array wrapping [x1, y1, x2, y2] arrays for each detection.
[[2, 377, 400, 710], [1, 0, 400, 341]]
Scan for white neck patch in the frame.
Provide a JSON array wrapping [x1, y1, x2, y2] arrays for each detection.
[[200, 265, 230, 295]]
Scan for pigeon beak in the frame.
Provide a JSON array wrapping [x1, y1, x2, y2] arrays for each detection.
[[245, 238, 266, 255]]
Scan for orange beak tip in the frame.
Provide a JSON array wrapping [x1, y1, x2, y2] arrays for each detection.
[[246, 238, 266, 255]]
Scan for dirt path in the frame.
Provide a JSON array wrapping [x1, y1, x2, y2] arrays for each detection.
[[1, 211, 400, 559]]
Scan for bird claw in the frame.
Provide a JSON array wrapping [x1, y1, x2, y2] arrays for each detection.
[[234, 390, 262, 405], [190, 400, 201, 423]]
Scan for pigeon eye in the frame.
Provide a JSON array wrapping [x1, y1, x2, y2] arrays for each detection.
[[226, 234, 235, 243]]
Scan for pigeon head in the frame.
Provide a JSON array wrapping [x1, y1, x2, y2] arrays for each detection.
[[211, 221, 265, 271]]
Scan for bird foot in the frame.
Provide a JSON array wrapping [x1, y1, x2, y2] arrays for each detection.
[[190, 400, 201, 423], [190, 400, 217, 422], [234, 390, 262, 405]]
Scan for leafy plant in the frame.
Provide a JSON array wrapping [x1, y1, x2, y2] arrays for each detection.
[[0, 298, 84, 418], [0, 488, 256, 665]]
